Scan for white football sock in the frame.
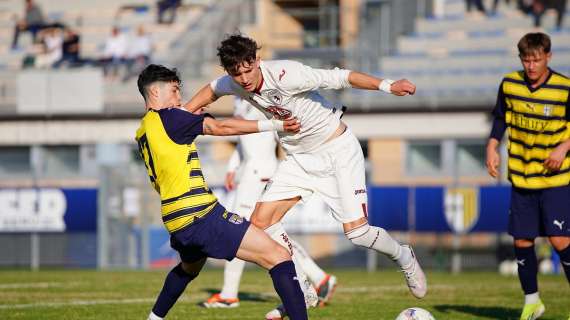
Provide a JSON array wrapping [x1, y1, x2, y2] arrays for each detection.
[[265, 222, 294, 256], [346, 223, 412, 267], [220, 257, 246, 300], [147, 311, 163, 320], [290, 238, 326, 286], [524, 292, 540, 305], [265, 222, 318, 307]]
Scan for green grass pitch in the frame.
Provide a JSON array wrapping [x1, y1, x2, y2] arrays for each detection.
[[0, 268, 567, 319]]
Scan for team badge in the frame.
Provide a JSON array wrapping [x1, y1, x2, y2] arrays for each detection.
[[265, 89, 283, 105], [228, 213, 244, 225], [266, 106, 292, 120], [543, 105, 552, 116], [444, 187, 479, 234]]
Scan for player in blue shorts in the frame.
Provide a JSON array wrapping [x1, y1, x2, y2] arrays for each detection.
[[135, 64, 308, 320], [486, 32, 570, 320]]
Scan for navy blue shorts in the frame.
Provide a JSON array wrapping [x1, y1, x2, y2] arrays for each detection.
[[509, 185, 570, 239], [169, 203, 251, 263]]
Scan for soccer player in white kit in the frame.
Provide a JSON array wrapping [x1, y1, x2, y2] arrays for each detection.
[[201, 98, 338, 315], [185, 34, 427, 313]]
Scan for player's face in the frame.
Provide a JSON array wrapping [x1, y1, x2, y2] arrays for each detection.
[[158, 81, 182, 107], [228, 58, 261, 92], [520, 49, 551, 83]]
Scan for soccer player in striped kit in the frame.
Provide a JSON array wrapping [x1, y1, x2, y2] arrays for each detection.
[[135, 64, 308, 320], [486, 32, 570, 320]]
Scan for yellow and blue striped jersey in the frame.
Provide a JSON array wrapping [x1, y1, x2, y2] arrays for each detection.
[[493, 69, 570, 189], [135, 108, 218, 233]]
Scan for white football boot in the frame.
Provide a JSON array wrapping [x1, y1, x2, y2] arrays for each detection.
[[400, 245, 427, 299]]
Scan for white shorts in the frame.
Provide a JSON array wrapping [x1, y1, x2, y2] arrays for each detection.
[[232, 177, 269, 219], [261, 128, 368, 224]]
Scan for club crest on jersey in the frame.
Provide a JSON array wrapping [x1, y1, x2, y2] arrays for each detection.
[[228, 213, 244, 225], [265, 89, 284, 105], [266, 106, 292, 120], [543, 105, 552, 116]]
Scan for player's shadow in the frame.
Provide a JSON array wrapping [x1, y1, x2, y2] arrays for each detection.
[[200, 288, 273, 304], [434, 304, 556, 320]]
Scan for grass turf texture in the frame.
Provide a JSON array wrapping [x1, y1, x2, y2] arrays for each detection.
[[0, 268, 567, 319]]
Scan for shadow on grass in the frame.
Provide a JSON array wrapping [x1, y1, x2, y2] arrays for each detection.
[[199, 288, 273, 304], [434, 304, 558, 320]]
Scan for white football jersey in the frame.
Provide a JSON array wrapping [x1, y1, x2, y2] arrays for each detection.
[[211, 60, 351, 153], [233, 98, 278, 181]]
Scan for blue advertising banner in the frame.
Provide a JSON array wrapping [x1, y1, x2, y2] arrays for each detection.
[[368, 186, 409, 231], [0, 188, 97, 232], [0, 186, 509, 234], [368, 185, 511, 233]]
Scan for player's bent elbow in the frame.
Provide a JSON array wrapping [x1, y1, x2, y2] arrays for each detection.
[[203, 118, 225, 136]]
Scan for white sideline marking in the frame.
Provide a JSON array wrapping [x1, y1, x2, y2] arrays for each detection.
[[0, 284, 499, 310], [0, 282, 81, 289], [0, 298, 156, 310], [337, 284, 455, 293]]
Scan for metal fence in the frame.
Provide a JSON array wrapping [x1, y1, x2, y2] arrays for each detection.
[[97, 164, 159, 270]]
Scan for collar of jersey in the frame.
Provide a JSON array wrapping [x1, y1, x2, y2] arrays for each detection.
[[524, 68, 553, 93]]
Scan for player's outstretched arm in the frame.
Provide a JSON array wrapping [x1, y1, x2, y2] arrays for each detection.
[[202, 117, 300, 136], [184, 84, 217, 113], [348, 71, 416, 96]]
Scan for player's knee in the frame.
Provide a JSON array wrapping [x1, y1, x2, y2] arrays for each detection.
[[180, 260, 204, 278], [266, 243, 291, 267], [514, 238, 535, 248], [548, 236, 570, 251], [250, 212, 271, 229], [345, 223, 374, 247]]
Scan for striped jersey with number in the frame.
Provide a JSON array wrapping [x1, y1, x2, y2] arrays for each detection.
[[494, 69, 570, 189], [135, 108, 218, 233]]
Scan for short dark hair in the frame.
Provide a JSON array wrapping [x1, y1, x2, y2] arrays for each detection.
[[217, 33, 261, 74], [518, 32, 551, 56], [137, 64, 181, 101]]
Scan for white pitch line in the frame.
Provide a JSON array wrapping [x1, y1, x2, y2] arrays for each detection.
[[0, 284, 476, 310], [0, 282, 81, 289], [0, 298, 157, 310], [336, 284, 456, 293]]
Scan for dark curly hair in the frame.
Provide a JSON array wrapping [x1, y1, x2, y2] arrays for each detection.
[[217, 33, 261, 74], [137, 64, 181, 101]]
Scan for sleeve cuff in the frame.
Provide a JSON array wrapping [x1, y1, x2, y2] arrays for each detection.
[[339, 69, 351, 88]]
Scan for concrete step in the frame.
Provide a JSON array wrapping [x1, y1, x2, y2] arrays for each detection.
[[416, 10, 569, 34], [398, 30, 570, 54]]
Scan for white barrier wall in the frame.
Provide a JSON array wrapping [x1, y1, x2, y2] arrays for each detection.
[[17, 69, 103, 115]]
